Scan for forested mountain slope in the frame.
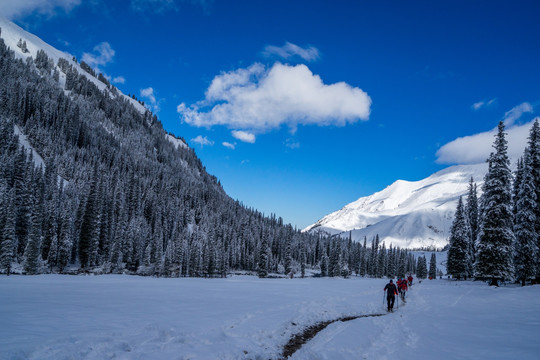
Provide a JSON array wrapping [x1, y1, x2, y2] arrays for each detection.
[[0, 21, 421, 279], [0, 22, 322, 277]]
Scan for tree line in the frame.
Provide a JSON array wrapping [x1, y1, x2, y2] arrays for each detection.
[[447, 120, 540, 286]]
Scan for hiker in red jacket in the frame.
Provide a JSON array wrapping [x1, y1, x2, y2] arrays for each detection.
[[407, 274, 413, 286], [398, 278, 408, 301], [384, 280, 398, 312]]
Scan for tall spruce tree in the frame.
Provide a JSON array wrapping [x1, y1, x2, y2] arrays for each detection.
[[416, 255, 427, 279], [1, 189, 16, 275], [257, 230, 269, 278], [475, 121, 515, 286], [79, 173, 101, 268], [24, 202, 42, 274], [526, 119, 540, 280], [514, 149, 537, 285], [465, 177, 479, 271], [447, 197, 472, 279], [429, 253, 437, 279]]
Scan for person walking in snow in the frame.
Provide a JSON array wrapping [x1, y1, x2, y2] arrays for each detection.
[[384, 279, 398, 312], [407, 274, 413, 286], [398, 278, 408, 302]]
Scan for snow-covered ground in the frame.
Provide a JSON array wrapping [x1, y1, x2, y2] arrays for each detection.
[[0, 275, 538, 360]]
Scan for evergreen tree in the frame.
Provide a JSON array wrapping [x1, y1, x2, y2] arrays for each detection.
[[57, 201, 74, 272], [377, 242, 386, 278], [386, 244, 396, 278], [359, 237, 367, 277], [79, 173, 101, 268], [416, 255, 427, 279], [1, 189, 16, 275], [465, 177, 479, 268], [447, 197, 472, 279], [525, 120, 540, 279], [24, 203, 42, 274], [47, 233, 58, 271], [475, 122, 515, 286], [320, 254, 328, 277], [14, 148, 30, 258], [331, 240, 342, 277], [514, 149, 537, 285], [513, 158, 524, 217], [397, 249, 406, 278], [284, 236, 292, 275], [258, 230, 269, 278], [429, 253, 437, 279]]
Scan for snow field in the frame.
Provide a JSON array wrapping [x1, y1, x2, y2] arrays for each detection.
[[292, 279, 540, 360], [1, 275, 538, 360], [0, 275, 383, 360]]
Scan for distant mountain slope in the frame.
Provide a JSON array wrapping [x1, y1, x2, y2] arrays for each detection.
[[304, 163, 488, 249]]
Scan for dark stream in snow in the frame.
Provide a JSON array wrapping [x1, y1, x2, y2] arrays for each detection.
[[281, 313, 387, 359]]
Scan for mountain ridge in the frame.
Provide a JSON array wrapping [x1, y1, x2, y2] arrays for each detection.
[[304, 163, 489, 249]]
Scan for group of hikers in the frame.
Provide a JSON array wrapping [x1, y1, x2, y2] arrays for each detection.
[[383, 275, 413, 312]]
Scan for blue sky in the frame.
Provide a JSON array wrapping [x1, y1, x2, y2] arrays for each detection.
[[3, 0, 540, 229]]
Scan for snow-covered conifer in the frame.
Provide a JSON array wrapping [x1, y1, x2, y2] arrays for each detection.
[[429, 253, 437, 279], [24, 203, 42, 274], [475, 122, 515, 285], [386, 244, 396, 278], [416, 255, 427, 279], [465, 177, 479, 270], [1, 189, 16, 275], [79, 174, 101, 268], [258, 230, 269, 278], [514, 149, 537, 285], [47, 233, 58, 271], [448, 197, 471, 279], [320, 254, 328, 277], [525, 119, 540, 279], [397, 250, 406, 278], [377, 242, 386, 278]]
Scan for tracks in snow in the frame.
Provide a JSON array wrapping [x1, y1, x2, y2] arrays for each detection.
[[280, 313, 387, 359]]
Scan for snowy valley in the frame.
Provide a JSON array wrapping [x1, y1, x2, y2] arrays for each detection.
[[0, 11, 539, 360], [1, 275, 538, 360]]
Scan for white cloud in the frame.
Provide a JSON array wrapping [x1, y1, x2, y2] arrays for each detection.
[[502, 102, 533, 126], [232, 130, 255, 143], [140, 87, 156, 104], [112, 76, 125, 84], [178, 62, 371, 135], [140, 87, 163, 113], [190, 135, 214, 147], [0, 0, 81, 20], [285, 138, 300, 149], [436, 118, 538, 165], [81, 42, 115, 72], [472, 98, 496, 111], [263, 42, 320, 62], [222, 142, 236, 150]]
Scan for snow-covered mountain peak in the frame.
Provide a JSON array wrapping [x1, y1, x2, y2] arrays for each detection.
[[304, 163, 488, 249]]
